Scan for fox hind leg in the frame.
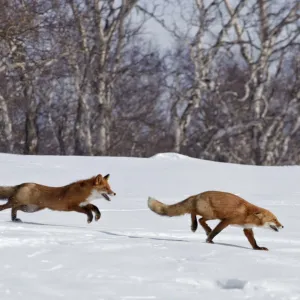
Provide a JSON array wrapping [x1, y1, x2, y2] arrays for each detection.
[[11, 206, 22, 222], [206, 219, 230, 244], [0, 199, 13, 211], [11, 205, 44, 222], [191, 213, 198, 232], [199, 218, 212, 236]]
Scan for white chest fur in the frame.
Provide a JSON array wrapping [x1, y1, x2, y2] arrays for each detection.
[[79, 189, 103, 207], [232, 224, 256, 229]]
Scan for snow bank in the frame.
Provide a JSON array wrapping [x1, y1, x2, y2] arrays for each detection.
[[0, 153, 299, 299]]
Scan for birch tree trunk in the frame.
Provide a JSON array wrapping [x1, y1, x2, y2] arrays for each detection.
[[0, 94, 13, 152], [93, 0, 138, 155], [24, 102, 38, 155]]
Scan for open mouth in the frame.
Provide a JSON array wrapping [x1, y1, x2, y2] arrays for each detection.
[[102, 193, 111, 201], [270, 225, 278, 232]]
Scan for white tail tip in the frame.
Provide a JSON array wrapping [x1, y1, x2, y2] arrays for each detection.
[[148, 197, 157, 208]]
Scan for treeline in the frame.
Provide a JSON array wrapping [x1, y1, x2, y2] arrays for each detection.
[[0, 0, 299, 165]]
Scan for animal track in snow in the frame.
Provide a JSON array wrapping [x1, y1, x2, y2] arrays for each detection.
[[216, 279, 248, 290]]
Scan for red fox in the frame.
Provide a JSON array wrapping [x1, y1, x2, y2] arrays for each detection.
[[148, 191, 283, 250], [0, 174, 116, 223]]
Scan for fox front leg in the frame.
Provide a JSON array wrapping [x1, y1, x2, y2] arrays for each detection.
[[73, 206, 94, 223], [243, 229, 268, 251], [85, 204, 101, 221]]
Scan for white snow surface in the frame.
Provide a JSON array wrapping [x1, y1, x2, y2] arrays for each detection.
[[0, 152, 299, 300]]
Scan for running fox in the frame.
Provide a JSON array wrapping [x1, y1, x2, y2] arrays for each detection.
[[148, 191, 283, 250], [0, 174, 116, 223]]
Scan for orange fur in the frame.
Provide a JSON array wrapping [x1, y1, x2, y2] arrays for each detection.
[[0, 174, 116, 223], [148, 191, 283, 250]]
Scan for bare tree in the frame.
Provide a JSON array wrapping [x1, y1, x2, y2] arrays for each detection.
[[67, 0, 145, 155], [0, 0, 299, 165], [223, 0, 300, 164], [158, 0, 299, 165], [0, 0, 68, 154]]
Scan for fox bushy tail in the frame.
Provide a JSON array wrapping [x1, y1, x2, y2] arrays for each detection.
[[0, 186, 17, 200], [147, 197, 193, 217]]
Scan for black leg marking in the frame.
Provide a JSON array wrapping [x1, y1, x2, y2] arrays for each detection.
[[191, 213, 198, 232], [73, 206, 94, 223], [86, 204, 101, 221], [11, 207, 22, 222]]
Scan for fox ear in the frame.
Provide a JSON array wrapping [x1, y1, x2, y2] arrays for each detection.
[[254, 212, 264, 220], [104, 174, 110, 180], [94, 174, 103, 185]]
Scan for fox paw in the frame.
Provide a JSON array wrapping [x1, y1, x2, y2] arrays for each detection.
[[95, 214, 101, 221], [12, 218, 22, 223], [206, 239, 214, 244], [191, 226, 197, 232], [255, 246, 268, 251]]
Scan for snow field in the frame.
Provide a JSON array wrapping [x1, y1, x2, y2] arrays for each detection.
[[0, 153, 299, 299]]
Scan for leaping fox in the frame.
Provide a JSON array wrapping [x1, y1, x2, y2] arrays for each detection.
[[0, 174, 116, 223], [148, 191, 283, 250]]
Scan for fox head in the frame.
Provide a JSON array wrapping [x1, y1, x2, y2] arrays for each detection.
[[255, 210, 283, 232], [93, 174, 116, 201]]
